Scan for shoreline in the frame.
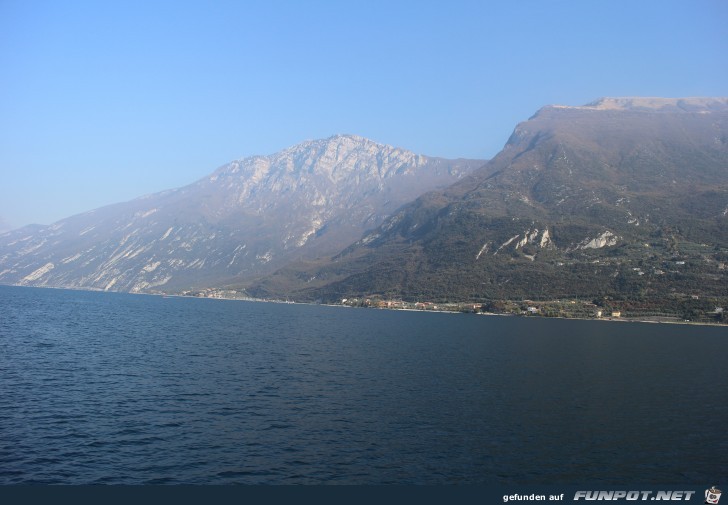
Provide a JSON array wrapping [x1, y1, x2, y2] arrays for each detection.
[[2, 283, 725, 327], [343, 304, 724, 327]]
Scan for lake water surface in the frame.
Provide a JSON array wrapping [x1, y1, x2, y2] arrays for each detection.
[[0, 285, 726, 484]]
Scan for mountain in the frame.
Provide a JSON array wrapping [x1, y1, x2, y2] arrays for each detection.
[[0, 135, 483, 292], [248, 98, 728, 311]]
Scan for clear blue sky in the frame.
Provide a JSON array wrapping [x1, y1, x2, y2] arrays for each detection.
[[1, 0, 726, 228]]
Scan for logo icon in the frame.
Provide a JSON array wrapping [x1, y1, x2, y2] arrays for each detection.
[[706, 486, 722, 504]]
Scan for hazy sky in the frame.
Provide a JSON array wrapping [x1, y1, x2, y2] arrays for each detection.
[[1, 0, 726, 228]]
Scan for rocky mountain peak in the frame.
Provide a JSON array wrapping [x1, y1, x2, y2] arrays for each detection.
[[272, 134, 428, 179], [210, 134, 447, 193], [508, 96, 728, 152], [0, 135, 484, 293]]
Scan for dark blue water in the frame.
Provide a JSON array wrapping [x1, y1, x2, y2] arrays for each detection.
[[0, 285, 726, 484]]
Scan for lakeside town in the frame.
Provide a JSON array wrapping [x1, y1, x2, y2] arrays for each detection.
[[178, 288, 726, 325]]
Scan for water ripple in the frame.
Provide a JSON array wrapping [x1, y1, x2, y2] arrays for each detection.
[[1, 286, 727, 484]]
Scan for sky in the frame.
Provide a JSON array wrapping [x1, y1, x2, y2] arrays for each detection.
[[1, 0, 726, 228]]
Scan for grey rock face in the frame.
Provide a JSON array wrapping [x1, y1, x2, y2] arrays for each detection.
[[0, 135, 483, 292]]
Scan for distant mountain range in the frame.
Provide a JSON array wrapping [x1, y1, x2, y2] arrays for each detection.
[[2, 97, 727, 318], [0, 135, 482, 292], [246, 98, 728, 310]]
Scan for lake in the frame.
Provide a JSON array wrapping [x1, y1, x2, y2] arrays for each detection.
[[0, 285, 726, 484]]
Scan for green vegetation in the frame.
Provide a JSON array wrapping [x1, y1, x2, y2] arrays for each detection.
[[242, 105, 728, 324], [333, 293, 725, 324]]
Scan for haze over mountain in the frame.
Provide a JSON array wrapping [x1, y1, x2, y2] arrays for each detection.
[[0, 135, 482, 292], [0, 217, 12, 234], [249, 98, 728, 306]]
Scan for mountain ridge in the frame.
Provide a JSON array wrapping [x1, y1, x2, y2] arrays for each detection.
[[2, 96, 726, 321], [0, 135, 483, 292], [246, 98, 728, 314], [542, 96, 728, 113]]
